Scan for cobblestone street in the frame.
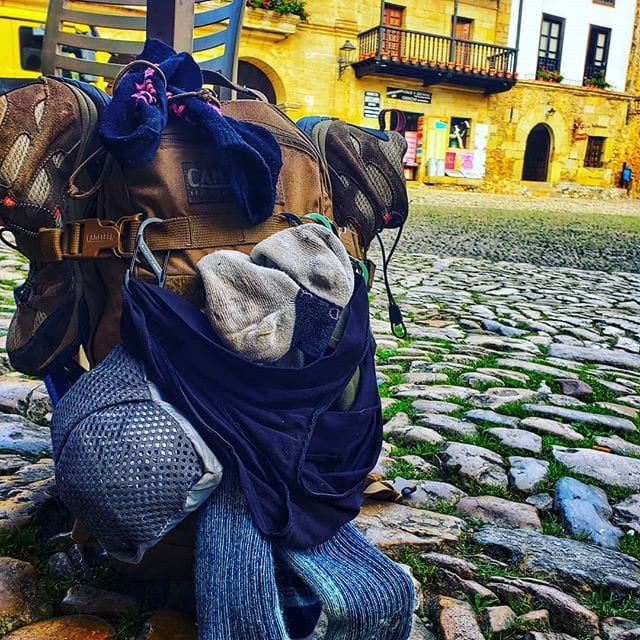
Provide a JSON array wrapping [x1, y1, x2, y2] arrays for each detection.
[[0, 192, 640, 638]]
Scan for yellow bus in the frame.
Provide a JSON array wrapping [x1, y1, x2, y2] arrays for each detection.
[[0, 0, 145, 88]]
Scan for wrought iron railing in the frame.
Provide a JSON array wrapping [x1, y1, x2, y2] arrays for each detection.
[[537, 56, 560, 72], [583, 62, 608, 81], [357, 25, 517, 75]]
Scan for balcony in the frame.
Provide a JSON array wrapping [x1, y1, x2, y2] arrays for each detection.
[[352, 26, 517, 95]]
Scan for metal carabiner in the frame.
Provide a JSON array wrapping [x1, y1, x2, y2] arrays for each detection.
[[123, 217, 170, 290]]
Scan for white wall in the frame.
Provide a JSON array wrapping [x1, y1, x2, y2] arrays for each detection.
[[507, 0, 635, 92]]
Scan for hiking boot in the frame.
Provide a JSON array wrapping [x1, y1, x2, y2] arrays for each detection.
[[0, 77, 106, 376]]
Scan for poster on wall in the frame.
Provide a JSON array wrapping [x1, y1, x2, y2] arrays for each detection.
[[416, 116, 425, 165], [363, 91, 381, 119], [426, 118, 448, 175], [472, 123, 489, 177], [461, 152, 474, 171], [445, 151, 457, 171], [403, 131, 418, 167]]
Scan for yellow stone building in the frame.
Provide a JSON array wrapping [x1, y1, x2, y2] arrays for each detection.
[[2, 0, 638, 194], [237, 0, 640, 195]]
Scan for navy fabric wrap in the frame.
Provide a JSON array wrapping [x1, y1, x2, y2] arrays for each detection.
[[99, 39, 282, 225], [120, 276, 382, 548]]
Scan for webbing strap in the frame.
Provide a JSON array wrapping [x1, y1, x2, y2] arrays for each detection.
[[129, 215, 295, 253], [31, 213, 366, 264]]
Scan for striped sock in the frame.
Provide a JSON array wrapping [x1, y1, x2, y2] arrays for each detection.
[[275, 557, 323, 638], [277, 523, 415, 640], [194, 474, 289, 640]]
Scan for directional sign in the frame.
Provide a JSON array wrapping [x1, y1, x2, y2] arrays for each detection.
[[363, 90, 381, 118], [386, 87, 432, 103]]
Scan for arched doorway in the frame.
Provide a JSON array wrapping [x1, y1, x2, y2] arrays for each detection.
[[522, 124, 552, 182], [237, 61, 276, 103]]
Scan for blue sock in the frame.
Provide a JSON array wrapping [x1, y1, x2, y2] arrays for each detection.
[[277, 523, 415, 640], [194, 474, 289, 640], [274, 557, 323, 638]]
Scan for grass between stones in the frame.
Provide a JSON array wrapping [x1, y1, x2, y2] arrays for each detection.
[[394, 545, 438, 590], [619, 532, 640, 560], [0, 524, 78, 609], [583, 589, 640, 624], [384, 458, 435, 481], [0, 524, 149, 638]]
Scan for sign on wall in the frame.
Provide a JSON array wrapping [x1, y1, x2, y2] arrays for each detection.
[[386, 87, 432, 103], [363, 91, 381, 118]]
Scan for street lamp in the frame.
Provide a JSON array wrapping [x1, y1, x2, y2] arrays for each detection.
[[338, 40, 356, 79]]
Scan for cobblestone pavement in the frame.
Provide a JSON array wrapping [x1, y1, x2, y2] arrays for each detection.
[[403, 187, 640, 274], [1, 205, 640, 638], [406, 186, 640, 215]]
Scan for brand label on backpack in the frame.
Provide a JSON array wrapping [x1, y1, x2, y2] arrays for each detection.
[[182, 163, 232, 203]]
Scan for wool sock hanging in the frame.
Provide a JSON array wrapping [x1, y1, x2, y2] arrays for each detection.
[[195, 473, 289, 640], [277, 522, 415, 640], [274, 558, 323, 639]]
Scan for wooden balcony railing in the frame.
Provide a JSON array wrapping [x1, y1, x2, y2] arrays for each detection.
[[356, 25, 517, 78]]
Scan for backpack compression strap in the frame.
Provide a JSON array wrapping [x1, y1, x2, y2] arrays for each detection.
[[24, 213, 373, 286]]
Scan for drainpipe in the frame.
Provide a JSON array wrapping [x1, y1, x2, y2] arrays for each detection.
[[514, 0, 524, 72], [379, 0, 385, 59], [451, 0, 458, 62]]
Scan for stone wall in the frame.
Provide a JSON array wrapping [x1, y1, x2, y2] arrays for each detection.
[[486, 81, 633, 192]]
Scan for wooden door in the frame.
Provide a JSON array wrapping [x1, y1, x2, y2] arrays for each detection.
[[453, 18, 473, 66], [383, 4, 404, 60]]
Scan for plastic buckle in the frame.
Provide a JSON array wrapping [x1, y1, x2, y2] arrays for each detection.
[[62, 215, 142, 259]]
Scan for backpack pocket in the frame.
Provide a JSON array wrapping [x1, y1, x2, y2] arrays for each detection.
[[299, 401, 381, 500]]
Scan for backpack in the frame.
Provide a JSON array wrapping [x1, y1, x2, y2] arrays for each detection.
[[85, 96, 341, 364], [34, 66, 364, 368]]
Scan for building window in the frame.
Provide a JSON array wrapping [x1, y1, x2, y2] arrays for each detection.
[[584, 26, 610, 80], [584, 137, 605, 168], [452, 18, 474, 66], [538, 15, 564, 72]]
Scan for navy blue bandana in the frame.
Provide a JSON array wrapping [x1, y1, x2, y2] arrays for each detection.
[[120, 275, 382, 548]]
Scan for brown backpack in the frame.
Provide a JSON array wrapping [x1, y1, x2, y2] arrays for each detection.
[[38, 75, 363, 368]]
